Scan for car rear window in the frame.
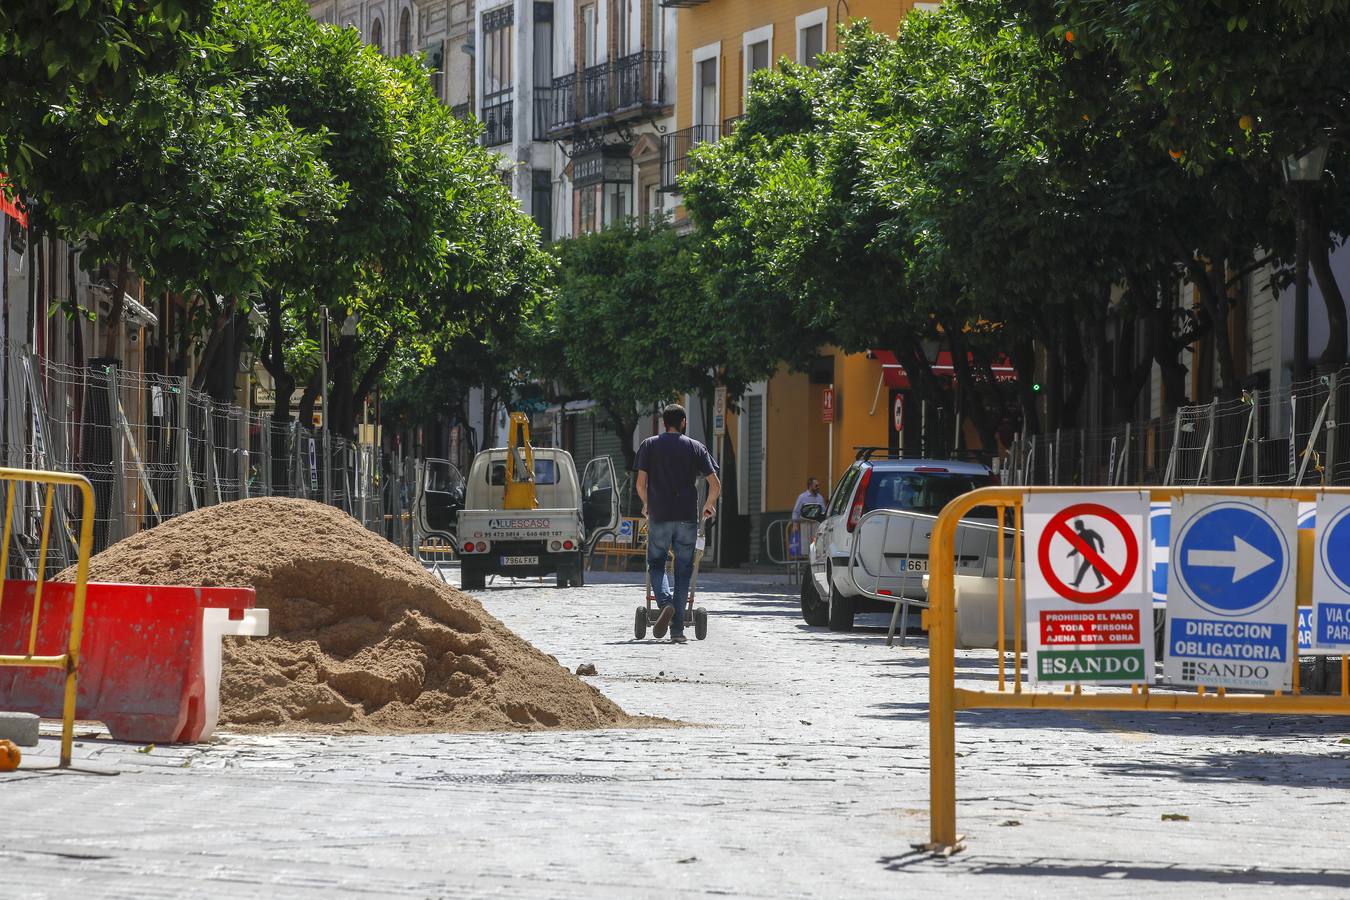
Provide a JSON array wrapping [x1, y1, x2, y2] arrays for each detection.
[[864, 471, 993, 517]]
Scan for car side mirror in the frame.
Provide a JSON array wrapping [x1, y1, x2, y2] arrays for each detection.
[[800, 503, 826, 523]]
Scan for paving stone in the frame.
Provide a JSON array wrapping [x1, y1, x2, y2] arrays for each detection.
[[0, 711, 39, 746], [2, 569, 1348, 898]]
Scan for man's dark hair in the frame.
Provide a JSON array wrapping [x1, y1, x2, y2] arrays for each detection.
[[662, 404, 687, 430]]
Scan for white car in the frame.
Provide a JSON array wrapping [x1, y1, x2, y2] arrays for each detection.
[[800, 453, 995, 631]]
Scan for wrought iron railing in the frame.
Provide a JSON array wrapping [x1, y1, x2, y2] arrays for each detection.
[[481, 97, 513, 147], [616, 51, 666, 111], [660, 124, 719, 192], [581, 61, 610, 121], [547, 52, 668, 136]]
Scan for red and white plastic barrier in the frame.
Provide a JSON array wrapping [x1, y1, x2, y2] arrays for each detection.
[[0, 580, 267, 743]]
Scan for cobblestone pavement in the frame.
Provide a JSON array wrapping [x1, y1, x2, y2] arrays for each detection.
[[4, 569, 1350, 898]]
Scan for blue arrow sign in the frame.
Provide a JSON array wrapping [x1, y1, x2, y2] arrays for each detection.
[[1149, 503, 1169, 607], [1298, 503, 1317, 530], [1175, 502, 1289, 617]]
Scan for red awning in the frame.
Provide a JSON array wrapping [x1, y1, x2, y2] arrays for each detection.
[[870, 349, 1017, 387], [0, 175, 27, 228]]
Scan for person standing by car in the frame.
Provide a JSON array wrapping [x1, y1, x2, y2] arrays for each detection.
[[789, 477, 824, 559], [636, 404, 721, 643]]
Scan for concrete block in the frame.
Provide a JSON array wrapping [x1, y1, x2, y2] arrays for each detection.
[[0, 711, 40, 747]]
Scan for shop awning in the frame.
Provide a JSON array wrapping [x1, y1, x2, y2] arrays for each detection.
[[870, 349, 1017, 388], [0, 174, 27, 228]]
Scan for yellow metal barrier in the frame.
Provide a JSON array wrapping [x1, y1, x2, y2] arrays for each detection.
[[0, 467, 95, 768], [927, 486, 1350, 851]]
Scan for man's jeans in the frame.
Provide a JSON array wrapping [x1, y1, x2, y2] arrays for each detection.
[[647, 520, 698, 637]]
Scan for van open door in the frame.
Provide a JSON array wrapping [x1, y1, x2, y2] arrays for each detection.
[[581, 456, 620, 553], [415, 458, 464, 544]]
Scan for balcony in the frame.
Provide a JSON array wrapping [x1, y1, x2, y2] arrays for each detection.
[[660, 124, 719, 193], [547, 51, 668, 138], [481, 97, 513, 147]]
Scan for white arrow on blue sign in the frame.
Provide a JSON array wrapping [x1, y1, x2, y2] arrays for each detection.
[[1175, 502, 1288, 616], [1165, 496, 1298, 692]]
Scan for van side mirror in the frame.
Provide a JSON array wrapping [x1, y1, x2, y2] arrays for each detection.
[[800, 503, 826, 523]]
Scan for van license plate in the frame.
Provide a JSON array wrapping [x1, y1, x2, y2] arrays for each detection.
[[502, 555, 539, 566], [905, 559, 928, 572]]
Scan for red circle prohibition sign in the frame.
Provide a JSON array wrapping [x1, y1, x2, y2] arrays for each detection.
[[1038, 503, 1139, 603]]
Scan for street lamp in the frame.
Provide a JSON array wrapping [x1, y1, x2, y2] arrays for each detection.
[[1283, 140, 1330, 383]]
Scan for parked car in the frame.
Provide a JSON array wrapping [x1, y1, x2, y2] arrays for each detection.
[[799, 454, 994, 630]]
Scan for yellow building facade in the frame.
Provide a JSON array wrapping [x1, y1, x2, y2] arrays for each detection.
[[668, 1, 936, 545]]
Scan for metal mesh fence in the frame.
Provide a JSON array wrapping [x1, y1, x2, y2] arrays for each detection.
[[1005, 369, 1350, 490], [0, 343, 411, 573]]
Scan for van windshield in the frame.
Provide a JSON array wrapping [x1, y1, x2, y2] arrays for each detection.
[[864, 471, 993, 517]]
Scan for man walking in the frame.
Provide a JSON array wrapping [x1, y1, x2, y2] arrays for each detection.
[[636, 404, 721, 643]]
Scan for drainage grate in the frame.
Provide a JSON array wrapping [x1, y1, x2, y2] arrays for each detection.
[[415, 772, 617, 785]]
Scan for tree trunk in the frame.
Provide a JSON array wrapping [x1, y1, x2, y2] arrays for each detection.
[[66, 248, 85, 365], [942, 318, 997, 452], [1011, 336, 1042, 435], [190, 295, 238, 394], [1310, 202, 1349, 370], [603, 403, 639, 472], [261, 291, 295, 426], [102, 249, 129, 360], [1060, 314, 1089, 428], [349, 335, 399, 434], [297, 369, 322, 429], [892, 332, 951, 456], [1185, 253, 1240, 401]]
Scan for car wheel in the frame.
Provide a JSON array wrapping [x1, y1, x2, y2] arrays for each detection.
[[571, 553, 586, 587], [826, 566, 855, 632], [800, 572, 829, 626], [461, 560, 486, 591]]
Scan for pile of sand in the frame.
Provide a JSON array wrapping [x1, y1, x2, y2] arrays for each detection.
[[64, 497, 642, 734]]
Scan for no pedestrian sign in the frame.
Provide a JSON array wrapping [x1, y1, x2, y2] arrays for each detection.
[[1024, 493, 1152, 686], [1164, 495, 1297, 692]]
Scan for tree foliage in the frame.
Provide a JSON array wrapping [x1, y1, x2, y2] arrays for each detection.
[[538, 219, 773, 468]]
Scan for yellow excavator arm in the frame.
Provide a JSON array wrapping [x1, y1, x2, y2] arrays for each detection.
[[503, 411, 537, 510]]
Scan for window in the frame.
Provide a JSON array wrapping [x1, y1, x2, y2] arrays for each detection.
[[648, 0, 664, 55], [370, 17, 383, 53], [534, 3, 553, 86], [796, 8, 827, 67], [742, 25, 773, 100], [828, 465, 861, 516], [424, 41, 445, 101], [575, 183, 602, 235], [643, 182, 660, 220], [532, 169, 553, 242], [692, 43, 720, 130], [617, 0, 631, 58], [608, 180, 630, 224], [398, 8, 411, 56], [483, 7, 514, 100], [864, 472, 994, 516], [582, 3, 598, 67]]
